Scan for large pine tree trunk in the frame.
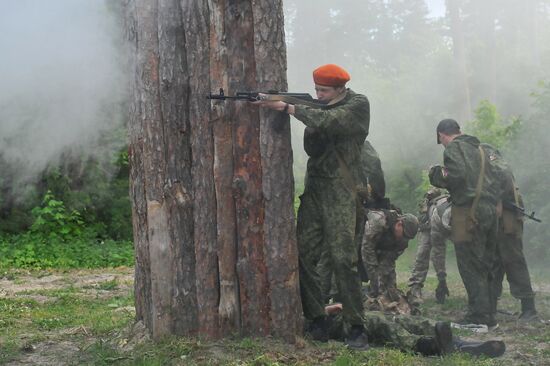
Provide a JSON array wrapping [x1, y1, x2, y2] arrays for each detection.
[[127, 0, 302, 341]]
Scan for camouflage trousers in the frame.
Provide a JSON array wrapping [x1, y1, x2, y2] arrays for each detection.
[[327, 310, 436, 351], [493, 223, 535, 301], [408, 223, 449, 288], [319, 201, 368, 303], [297, 177, 364, 325], [453, 203, 498, 325]]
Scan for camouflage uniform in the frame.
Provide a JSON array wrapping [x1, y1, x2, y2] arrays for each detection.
[[408, 192, 451, 290], [481, 145, 536, 311], [318, 139, 386, 301], [430, 134, 501, 326], [361, 210, 417, 295], [295, 89, 369, 326], [327, 310, 437, 351]]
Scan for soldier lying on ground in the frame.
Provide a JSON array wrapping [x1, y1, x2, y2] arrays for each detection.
[[323, 303, 506, 358]]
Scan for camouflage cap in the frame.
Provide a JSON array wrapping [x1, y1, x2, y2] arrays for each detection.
[[399, 214, 419, 240]]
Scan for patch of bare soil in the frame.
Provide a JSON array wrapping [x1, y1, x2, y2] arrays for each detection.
[[1, 268, 134, 366], [4, 340, 82, 366], [0, 268, 133, 299]]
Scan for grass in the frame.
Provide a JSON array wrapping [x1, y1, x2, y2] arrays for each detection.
[[1, 248, 550, 365]]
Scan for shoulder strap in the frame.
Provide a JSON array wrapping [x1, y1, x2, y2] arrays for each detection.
[[470, 146, 486, 223], [334, 147, 358, 194]]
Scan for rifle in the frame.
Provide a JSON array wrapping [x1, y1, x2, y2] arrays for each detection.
[[503, 201, 542, 223], [206, 88, 326, 108]]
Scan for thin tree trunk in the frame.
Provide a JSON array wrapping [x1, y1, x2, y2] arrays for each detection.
[[526, 0, 540, 69], [447, 0, 472, 122], [477, 0, 497, 103]]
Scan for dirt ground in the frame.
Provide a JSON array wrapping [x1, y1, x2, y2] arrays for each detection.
[[2, 267, 550, 365]]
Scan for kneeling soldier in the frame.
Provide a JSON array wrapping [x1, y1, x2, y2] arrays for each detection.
[[362, 210, 419, 297]]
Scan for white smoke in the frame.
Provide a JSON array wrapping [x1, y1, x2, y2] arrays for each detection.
[[0, 0, 127, 187]]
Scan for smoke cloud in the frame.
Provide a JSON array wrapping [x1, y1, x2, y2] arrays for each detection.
[[0, 0, 127, 188]]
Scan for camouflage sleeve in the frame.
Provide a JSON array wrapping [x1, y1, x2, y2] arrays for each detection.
[[361, 214, 385, 280], [293, 94, 370, 137], [429, 165, 448, 189], [442, 143, 467, 192]]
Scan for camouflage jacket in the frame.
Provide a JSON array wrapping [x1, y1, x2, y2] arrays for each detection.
[[361, 140, 385, 200], [295, 89, 370, 180], [361, 210, 407, 278], [430, 134, 500, 207], [480, 143, 523, 208]]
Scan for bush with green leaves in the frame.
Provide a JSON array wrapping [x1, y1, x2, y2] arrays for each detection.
[[0, 190, 133, 269]]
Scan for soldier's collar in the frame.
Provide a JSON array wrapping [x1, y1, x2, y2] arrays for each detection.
[[326, 89, 349, 106]]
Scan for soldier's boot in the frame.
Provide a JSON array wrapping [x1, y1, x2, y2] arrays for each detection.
[[414, 337, 440, 356], [345, 324, 369, 351], [434, 321, 454, 354], [308, 316, 329, 342], [407, 285, 423, 305], [518, 298, 540, 323], [435, 279, 450, 304], [406, 285, 423, 315], [454, 337, 506, 358], [413, 321, 453, 356]]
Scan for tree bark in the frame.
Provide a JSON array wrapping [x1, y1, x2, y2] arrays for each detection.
[[182, 0, 220, 339], [127, 0, 301, 341], [253, 0, 303, 340]]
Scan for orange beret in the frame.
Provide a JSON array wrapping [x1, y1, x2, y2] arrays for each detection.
[[313, 64, 351, 86]]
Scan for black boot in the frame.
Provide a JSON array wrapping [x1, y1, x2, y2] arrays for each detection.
[[454, 337, 506, 358], [519, 298, 540, 323], [414, 337, 439, 356], [308, 316, 329, 342], [433, 321, 454, 354], [345, 324, 369, 351], [435, 279, 450, 304]]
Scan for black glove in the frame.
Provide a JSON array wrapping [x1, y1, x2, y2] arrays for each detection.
[[435, 279, 450, 304]]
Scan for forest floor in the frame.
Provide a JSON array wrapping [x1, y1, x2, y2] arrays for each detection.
[[1, 251, 550, 365]]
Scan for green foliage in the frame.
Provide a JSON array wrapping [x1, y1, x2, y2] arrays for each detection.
[[0, 145, 132, 241], [0, 233, 133, 269], [463, 100, 521, 150], [30, 190, 85, 240], [0, 189, 133, 269]]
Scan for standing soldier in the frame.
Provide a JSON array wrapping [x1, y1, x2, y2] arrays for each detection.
[[429, 119, 500, 328], [361, 210, 419, 297], [408, 188, 451, 305], [481, 144, 539, 323], [255, 64, 370, 349]]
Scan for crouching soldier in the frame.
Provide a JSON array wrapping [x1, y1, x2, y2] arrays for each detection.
[[362, 210, 419, 297], [408, 188, 452, 306]]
